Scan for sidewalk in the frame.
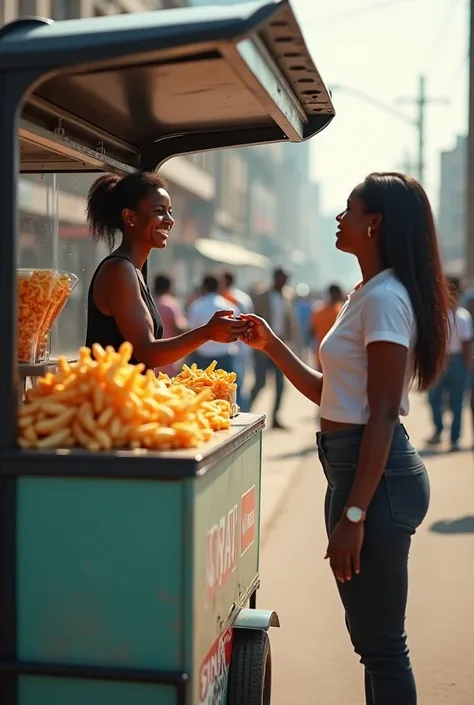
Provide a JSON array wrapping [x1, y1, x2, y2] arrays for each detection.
[[257, 380, 473, 537], [258, 392, 474, 705]]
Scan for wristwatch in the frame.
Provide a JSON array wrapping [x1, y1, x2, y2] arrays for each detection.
[[344, 506, 366, 524]]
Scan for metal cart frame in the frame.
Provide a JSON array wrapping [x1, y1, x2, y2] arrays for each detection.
[[0, 3, 334, 703]]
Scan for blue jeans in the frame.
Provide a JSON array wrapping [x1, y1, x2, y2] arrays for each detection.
[[428, 354, 468, 443], [250, 351, 284, 421], [317, 424, 430, 705]]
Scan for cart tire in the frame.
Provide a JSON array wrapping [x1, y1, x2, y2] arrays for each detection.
[[227, 629, 272, 705]]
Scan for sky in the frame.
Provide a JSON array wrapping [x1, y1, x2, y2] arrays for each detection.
[[291, 0, 468, 215]]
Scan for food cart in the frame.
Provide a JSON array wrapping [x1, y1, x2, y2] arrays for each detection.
[[0, 2, 335, 704]]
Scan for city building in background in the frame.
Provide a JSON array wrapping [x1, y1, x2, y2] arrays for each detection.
[[276, 141, 320, 283], [438, 135, 466, 275], [0, 0, 186, 21]]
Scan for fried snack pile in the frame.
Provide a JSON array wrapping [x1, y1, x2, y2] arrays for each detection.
[[17, 269, 76, 363], [18, 343, 232, 451], [158, 361, 237, 404]]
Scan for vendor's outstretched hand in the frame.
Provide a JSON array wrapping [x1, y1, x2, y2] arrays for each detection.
[[240, 314, 274, 351], [205, 310, 251, 343]]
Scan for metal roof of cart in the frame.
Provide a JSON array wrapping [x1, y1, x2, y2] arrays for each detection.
[[0, 0, 335, 174]]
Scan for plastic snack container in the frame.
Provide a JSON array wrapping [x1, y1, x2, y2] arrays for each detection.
[[17, 268, 78, 363]]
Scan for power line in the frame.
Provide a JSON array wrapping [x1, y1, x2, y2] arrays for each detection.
[[444, 49, 468, 95], [330, 77, 448, 186], [424, 0, 463, 76], [305, 0, 412, 27], [441, 1, 470, 94], [330, 84, 416, 126]]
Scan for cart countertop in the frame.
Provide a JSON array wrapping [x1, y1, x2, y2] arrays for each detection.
[[4, 413, 266, 480]]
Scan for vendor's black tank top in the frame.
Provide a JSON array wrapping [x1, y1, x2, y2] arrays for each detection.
[[86, 253, 163, 365]]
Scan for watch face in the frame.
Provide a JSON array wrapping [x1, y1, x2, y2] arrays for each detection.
[[346, 506, 363, 523]]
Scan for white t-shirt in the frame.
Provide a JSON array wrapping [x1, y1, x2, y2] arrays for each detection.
[[269, 290, 286, 338], [319, 269, 416, 424], [448, 307, 473, 354], [187, 293, 240, 358]]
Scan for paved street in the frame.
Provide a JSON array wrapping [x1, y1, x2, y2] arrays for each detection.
[[255, 379, 474, 705]]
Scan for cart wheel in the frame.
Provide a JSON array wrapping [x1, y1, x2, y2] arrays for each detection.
[[227, 629, 271, 705]]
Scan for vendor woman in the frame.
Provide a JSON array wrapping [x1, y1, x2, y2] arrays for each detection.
[[85, 172, 248, 367]]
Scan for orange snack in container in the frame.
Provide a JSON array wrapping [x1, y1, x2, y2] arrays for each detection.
[[17, 268, 78, 363], [160, 360, 238, 408]]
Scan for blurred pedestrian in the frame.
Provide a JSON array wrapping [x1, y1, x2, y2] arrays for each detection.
[[187, 274, 246, 409], [185, 284, 201, 310], [311, 284, 345, 370], [153, 274, 188, 376], [465, 290, 474, 448], [220, 271, 253, 411], [427, 276, 473, 451], [249, 267, 300, 428], [294, 283, 313, 361], [220, 270, 253, 314]]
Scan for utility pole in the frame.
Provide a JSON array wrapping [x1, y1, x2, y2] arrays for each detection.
[[397, 75, 447, 186], [466, 0, 474, 283]]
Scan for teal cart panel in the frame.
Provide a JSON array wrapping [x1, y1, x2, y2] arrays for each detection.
[[17, 478, 183, 670], [18, 676, 176, 705]]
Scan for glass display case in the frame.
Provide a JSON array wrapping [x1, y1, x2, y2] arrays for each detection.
[[17, 174, 109, 401], [18, 174, 107, 359]]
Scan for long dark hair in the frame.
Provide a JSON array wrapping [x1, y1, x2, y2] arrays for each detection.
[[359, 172, 450, 391], [86, 172, 166, 250]]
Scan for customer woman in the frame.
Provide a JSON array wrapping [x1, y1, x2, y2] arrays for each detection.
[[85, 172, 248, 366], [241, 172, 450, 705]]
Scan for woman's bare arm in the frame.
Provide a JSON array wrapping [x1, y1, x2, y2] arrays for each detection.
[[265, 336, 323, 406], [95, 259, 246, 368], [240, 313, 323, 404]]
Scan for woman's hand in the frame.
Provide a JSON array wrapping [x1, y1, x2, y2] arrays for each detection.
[[205, 310, 250, 343], [325, 518, 364, 583], [240, 314, 275, 351]]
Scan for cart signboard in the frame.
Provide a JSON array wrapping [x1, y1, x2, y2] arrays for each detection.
[[193, 433, 262, 703]]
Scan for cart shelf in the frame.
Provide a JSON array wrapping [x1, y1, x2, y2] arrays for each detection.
[[4, 414, 265, 479]]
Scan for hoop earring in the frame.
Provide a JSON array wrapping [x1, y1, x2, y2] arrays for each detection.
[[368, 226, 372, 238]]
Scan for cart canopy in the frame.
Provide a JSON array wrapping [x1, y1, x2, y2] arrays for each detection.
[[0, 0, 335, 173]]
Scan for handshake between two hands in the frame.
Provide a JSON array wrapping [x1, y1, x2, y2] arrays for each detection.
[[207, 310, 273, 351]]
